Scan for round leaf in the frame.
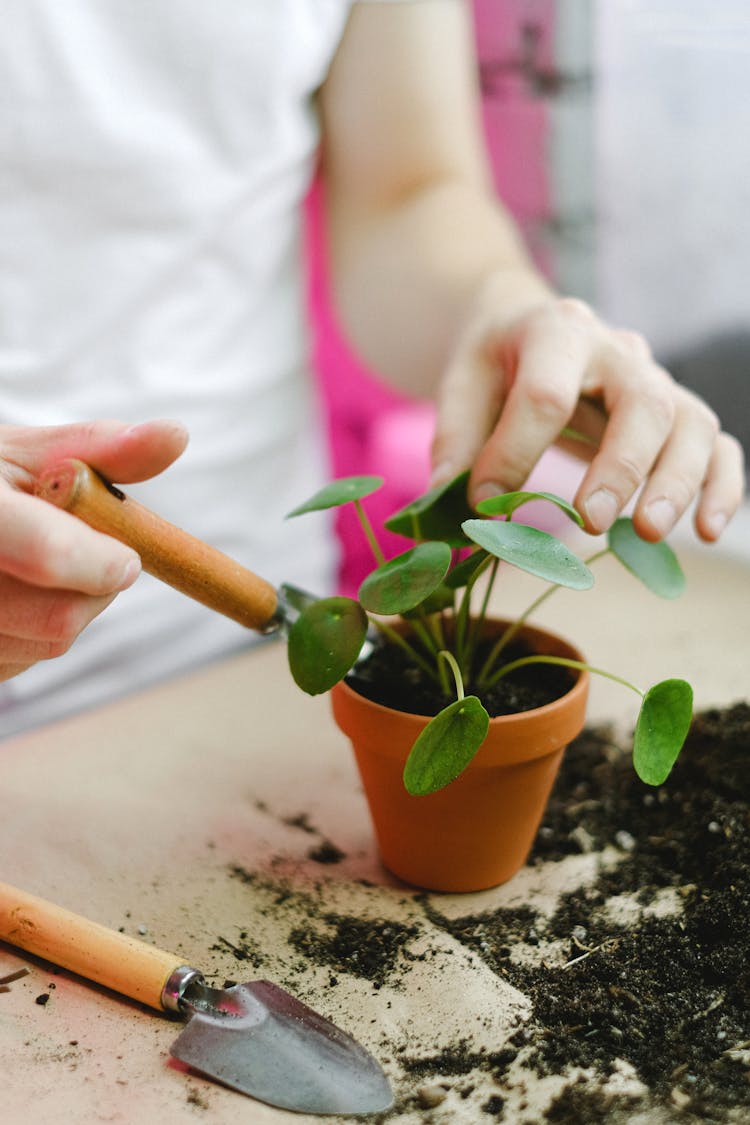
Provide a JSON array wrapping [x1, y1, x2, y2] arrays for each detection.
[[444, 549, 490, 590], [358, 542, 452, 615], [287, 597, 368, 695], [403, 697, 490, 796], [402, 582, 455, 618], [462, 519, 593, 590], [286, 476, 383, 518], [608, 518, 686, 599], [475, 489, 584, 526], [633, 678, 693, 786], [384, 470, 473, 547]]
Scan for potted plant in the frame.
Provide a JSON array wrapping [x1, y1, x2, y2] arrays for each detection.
[[285, 472, 693, 892]]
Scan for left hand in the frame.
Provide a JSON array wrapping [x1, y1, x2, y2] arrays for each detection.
[[431, 288, 746, 542]]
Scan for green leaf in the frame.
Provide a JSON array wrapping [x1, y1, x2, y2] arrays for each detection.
[[462, 520, 593, 590], [633, 678, 693, 785], [358, 542, 452, 615], [287, 597, 368, 695], [403, 697, 490, 795], [384, 470, 473, 547], [475, 489, 584, 526], [608, 518, 686, 599], [286, 476, 383, 518], [402, 582, 455, 618], [444, 549, 490, 590]]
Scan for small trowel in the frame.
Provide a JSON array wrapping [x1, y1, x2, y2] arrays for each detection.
[[35, 458, 315, 635], [0, 881, 393, 1115]]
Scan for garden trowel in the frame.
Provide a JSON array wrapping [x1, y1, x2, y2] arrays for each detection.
[[35, 458, 316, 636], [0, 880, 393, 1115]]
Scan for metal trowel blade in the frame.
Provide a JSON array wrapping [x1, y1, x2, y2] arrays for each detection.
[[170, 978, 393, 1116]]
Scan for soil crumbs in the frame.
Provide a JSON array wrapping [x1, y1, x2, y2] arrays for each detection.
[[415, 702, 750, 1123], [223, 703, 750, 1123]]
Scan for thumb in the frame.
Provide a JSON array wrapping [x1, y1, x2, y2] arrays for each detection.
[[0, 420, 189, 596], [430, 345, 503, 496], [10, 418, 190, 486]]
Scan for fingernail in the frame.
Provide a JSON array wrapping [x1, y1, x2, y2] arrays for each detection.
[[702, 510, 727, 540], [429, 461, 454, 489], [125, 419, 188, 439], [584, 488, 619, 532], [645, 498, 677, 537], [473, 481, 504, 506], [116, 556, 142, 591]]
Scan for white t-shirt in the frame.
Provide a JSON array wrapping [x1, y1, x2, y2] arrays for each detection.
[[0, 0, 396, 736]]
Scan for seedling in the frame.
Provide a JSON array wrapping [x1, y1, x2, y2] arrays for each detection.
[[286, 473, 693, 796]]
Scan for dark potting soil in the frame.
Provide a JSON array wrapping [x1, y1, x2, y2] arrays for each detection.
[[288, 914, 421, 988], [421, 701, 750, 1122], [222, 702, 750, 1122], [345, 635, 575, 718]]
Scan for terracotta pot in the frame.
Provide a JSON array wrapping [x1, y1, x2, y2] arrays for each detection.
[[330, 620, 589, 893]]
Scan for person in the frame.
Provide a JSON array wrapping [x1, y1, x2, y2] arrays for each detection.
[[0, 1, 744, 738]]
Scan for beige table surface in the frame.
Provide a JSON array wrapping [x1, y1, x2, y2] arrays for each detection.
[[0, 541, 748, 1124]]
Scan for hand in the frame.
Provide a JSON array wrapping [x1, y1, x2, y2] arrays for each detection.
[[431, 291, 746, 542], [0, 419, 188, 682]]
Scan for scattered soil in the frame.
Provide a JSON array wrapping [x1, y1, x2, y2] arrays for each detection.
[[420, 702, 750, 1121], [307, 839, 346, 865], [346, 634, 575, 718], [289, 915, 421, 989], [218, 702, 750, 1122]]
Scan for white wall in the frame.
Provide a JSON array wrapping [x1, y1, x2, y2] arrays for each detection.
[[594, 1, 750, 356]]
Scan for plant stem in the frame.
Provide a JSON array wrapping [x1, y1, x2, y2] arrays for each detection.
[[372, 619, 442, 684], [476, 546, 613, 687], [409, 614, 450, 691], [428, 613, 451, 694], [485, 653, 644, 698], [465, 557, 498, 681], [409, 615, 439, 658], [438, 650, 465, 701], [583, 547, 611, 567], [560, 425, 598, 448], [455, 552, 494, 671], [354, 498, 386, 566]]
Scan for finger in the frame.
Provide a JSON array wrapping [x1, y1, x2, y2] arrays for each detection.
[[0, 418, 189, 491], [46, 418, 190, 482], [694, 431, 746, 542], [0, 574, 116, 652], [430, 338, 505, 489], [558, 396, 608, 460], [466, 301, 598, 505], [631, 390, 721, 540], [0, 488, 141, 595], [574, 359, 676, 534], [0, 628, 93, 665], [0, 662, 33, 684]]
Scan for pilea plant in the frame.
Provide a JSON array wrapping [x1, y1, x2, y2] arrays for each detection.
[[285, 472, 693, 797]]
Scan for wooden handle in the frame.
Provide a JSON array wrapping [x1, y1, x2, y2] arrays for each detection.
[[0, 881, 184, 1011], [36, 459, 279, 632]]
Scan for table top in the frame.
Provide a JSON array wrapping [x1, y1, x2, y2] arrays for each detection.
[[1, 539, 748, 1124]]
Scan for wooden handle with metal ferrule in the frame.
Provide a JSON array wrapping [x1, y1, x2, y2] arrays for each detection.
[[36, 459, 279, 633], [0, 881, 185, 1011]]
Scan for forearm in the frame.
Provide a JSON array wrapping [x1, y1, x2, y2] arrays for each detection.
[[319, 0, 551, 398], [325, 175, 553, 397], [318, 0, 744, 540]]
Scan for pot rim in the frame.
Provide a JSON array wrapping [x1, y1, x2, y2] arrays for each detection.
[[331, 617, 590, 765], [337, 616, 589, 720]]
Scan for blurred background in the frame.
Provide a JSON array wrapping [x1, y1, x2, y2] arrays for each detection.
[[307, 0, 750, 591]]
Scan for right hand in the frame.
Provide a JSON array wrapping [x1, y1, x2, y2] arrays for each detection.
[[0, 419, 188, 682]]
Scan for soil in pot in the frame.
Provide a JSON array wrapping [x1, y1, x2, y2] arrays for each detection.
[[345, 633, 576, 718]]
